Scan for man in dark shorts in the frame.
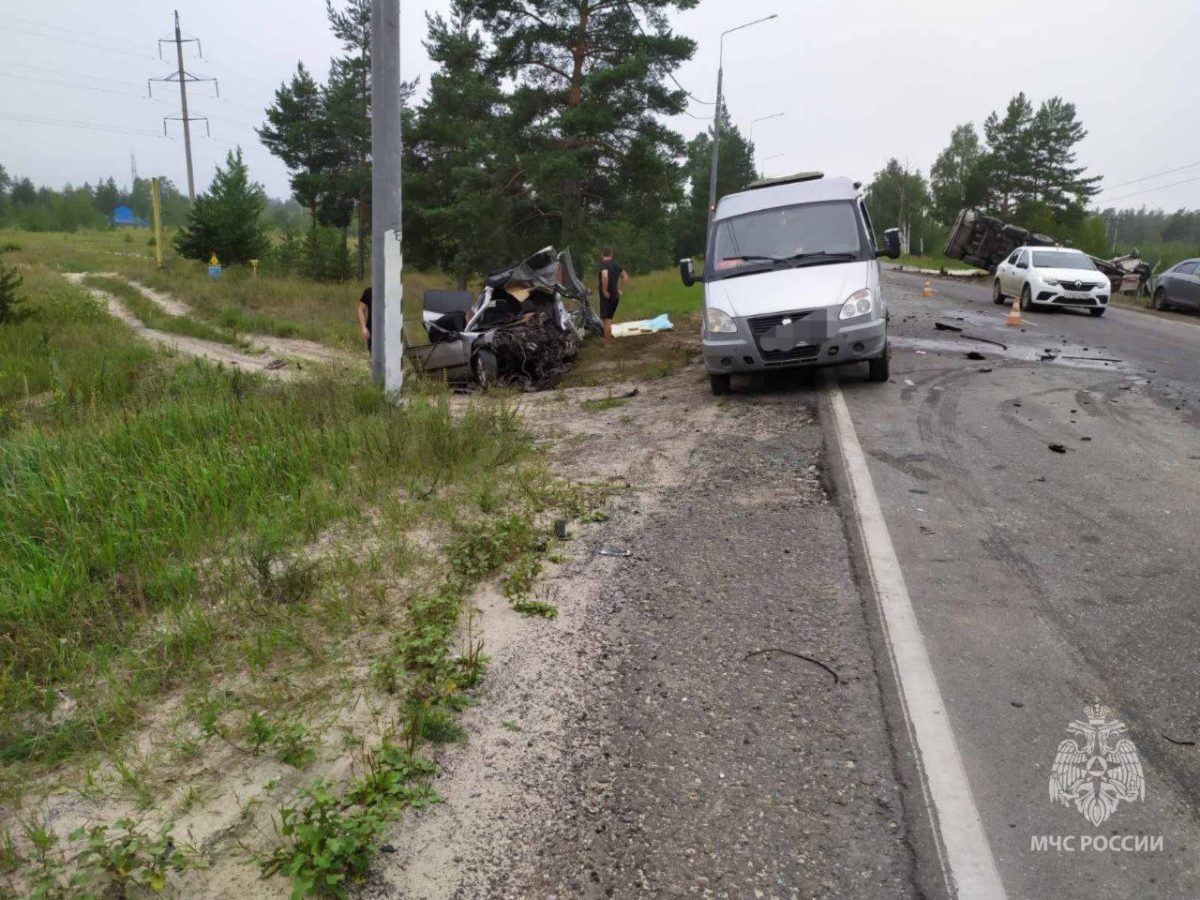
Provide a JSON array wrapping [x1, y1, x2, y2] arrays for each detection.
[[358, 286, 371, 352], [598, 246, 627, 349]]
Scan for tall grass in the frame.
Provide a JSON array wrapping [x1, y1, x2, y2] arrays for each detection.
[[82, 275, 243, 347], [0, 270, 159, 422], [1, 374, 527, 756], [0, 349, 529, 763]]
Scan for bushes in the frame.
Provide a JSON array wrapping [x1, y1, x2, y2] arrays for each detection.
[[260, 226, 354, 282], [0, 254, 20, 323]]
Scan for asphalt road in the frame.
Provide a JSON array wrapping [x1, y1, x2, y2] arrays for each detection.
[[835, 270, 1200, 899]]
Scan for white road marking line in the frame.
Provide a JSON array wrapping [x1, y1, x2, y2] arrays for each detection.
[[826, 377, 1007, 900]]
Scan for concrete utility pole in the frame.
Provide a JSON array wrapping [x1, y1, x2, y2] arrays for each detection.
[[173, 12, 195, 201], [151, 11, 217, 202], [706, 15, 777, 235], [370, 0, 404, 396]]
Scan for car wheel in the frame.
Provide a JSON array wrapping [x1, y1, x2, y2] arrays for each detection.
[[868, 344, 890, 383], [709, 373, 731, 396], [1020, 284, 1033, 312], [992, 280, 1006, 305], [1152, 288, 1166, 311], [472, 348, 498, 391], [1089, 308, 1105, 317]]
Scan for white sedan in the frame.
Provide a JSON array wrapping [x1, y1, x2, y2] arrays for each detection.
[[993, 246, 1110, 317]]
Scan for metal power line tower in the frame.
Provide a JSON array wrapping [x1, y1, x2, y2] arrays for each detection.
[[148, 10, 218, 201]]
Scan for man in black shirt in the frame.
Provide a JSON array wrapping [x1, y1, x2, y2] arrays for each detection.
[[358, 286, 371, 352], [598, 246, 627, 349]]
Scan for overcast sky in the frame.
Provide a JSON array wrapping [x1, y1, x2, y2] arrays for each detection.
[[2, 0, 1198, 212]]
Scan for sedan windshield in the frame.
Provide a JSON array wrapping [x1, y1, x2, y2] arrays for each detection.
[[710, 201, 865, 277], [1031, 250, 1095, 270]]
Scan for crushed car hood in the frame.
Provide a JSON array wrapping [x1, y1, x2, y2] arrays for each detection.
[[706, 261, 870, 318]]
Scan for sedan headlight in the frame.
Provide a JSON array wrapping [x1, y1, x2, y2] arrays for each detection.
[[1042, 276, 1060, 286], [839, 288, 873, 320], [705, 306, 737, 333]]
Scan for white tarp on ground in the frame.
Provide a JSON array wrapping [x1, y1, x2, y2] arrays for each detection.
[[612, 314, 674, 337]]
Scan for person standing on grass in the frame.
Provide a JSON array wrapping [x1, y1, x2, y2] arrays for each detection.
[[358, 286, 372, 352], [598, 246, 627, 349]]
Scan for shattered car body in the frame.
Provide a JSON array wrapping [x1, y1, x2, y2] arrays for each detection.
[[405, 247, 602, 391], [943, 208, 1153, 295]]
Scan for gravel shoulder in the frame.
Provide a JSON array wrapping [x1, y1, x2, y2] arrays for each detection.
[[363, 365, 917, 898]]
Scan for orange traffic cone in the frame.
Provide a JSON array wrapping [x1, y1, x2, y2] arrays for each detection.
[[1006, 293, 1024, 327], [921, 280, 935, 298]]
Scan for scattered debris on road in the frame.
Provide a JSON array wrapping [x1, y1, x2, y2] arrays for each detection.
[[599, 547, 632, 558], [1048, 443, 1068, 454], [962, 333, 1007, 350], [744, 648, 840, 684], [934, 321, 964, 332], [965, 350, 986, 361]]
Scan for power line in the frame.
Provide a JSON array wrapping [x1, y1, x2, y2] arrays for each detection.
[[0, 13, 150, 53], [1096, 174, 1200, 206], [0, 60, 146, 89], [0, 111, 163, 138], [0, 70, 154, 100], [1096, 160, 1200, 196], [0, 24, 156, 59]]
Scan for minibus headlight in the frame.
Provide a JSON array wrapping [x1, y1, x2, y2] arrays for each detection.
[[839, 289, 873, 320], [706, 307, 738, 333]]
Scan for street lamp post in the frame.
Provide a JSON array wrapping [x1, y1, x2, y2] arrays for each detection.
[[748, 112, 785, 177], [706, 14, 778, 234]]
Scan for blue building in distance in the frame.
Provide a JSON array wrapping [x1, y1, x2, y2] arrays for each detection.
[[109, 205, 150, 228]]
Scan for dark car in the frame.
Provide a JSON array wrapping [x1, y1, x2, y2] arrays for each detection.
[[1151, 259, 1200, 311]]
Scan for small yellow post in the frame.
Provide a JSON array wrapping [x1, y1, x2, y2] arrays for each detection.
[[150, 177, 164, 268], [250, 259, 259, 278]]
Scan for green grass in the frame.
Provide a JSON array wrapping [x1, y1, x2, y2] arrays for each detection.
[[0, 365, 531, 764], [891, 253, 975, 272], [580, 396, 629, 412], [82, 275, 246, 347], [0, 268, 160, 424], [0, 229, 443, 350], [614, 266, 701, 321]]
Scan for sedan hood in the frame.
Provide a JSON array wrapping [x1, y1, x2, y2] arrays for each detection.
[[1036, 267, 1106, 286], [707, 261, 871, 317]]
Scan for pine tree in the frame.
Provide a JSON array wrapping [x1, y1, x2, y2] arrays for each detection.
[[408, 14, 523, 286], [673, 106, 756, 258], [258, 63, 331, 228], [456, 0, 698, 246], [0, 254, 21, 323], [1025, 97, 1100, 214], [324, 0, 373, 279], [982, 92, 1034, 215], [173, 148, 269, 265]]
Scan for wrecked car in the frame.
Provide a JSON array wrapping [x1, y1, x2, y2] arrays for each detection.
[[943, 208, 1153, 295], [405, 247, 602, 391]]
